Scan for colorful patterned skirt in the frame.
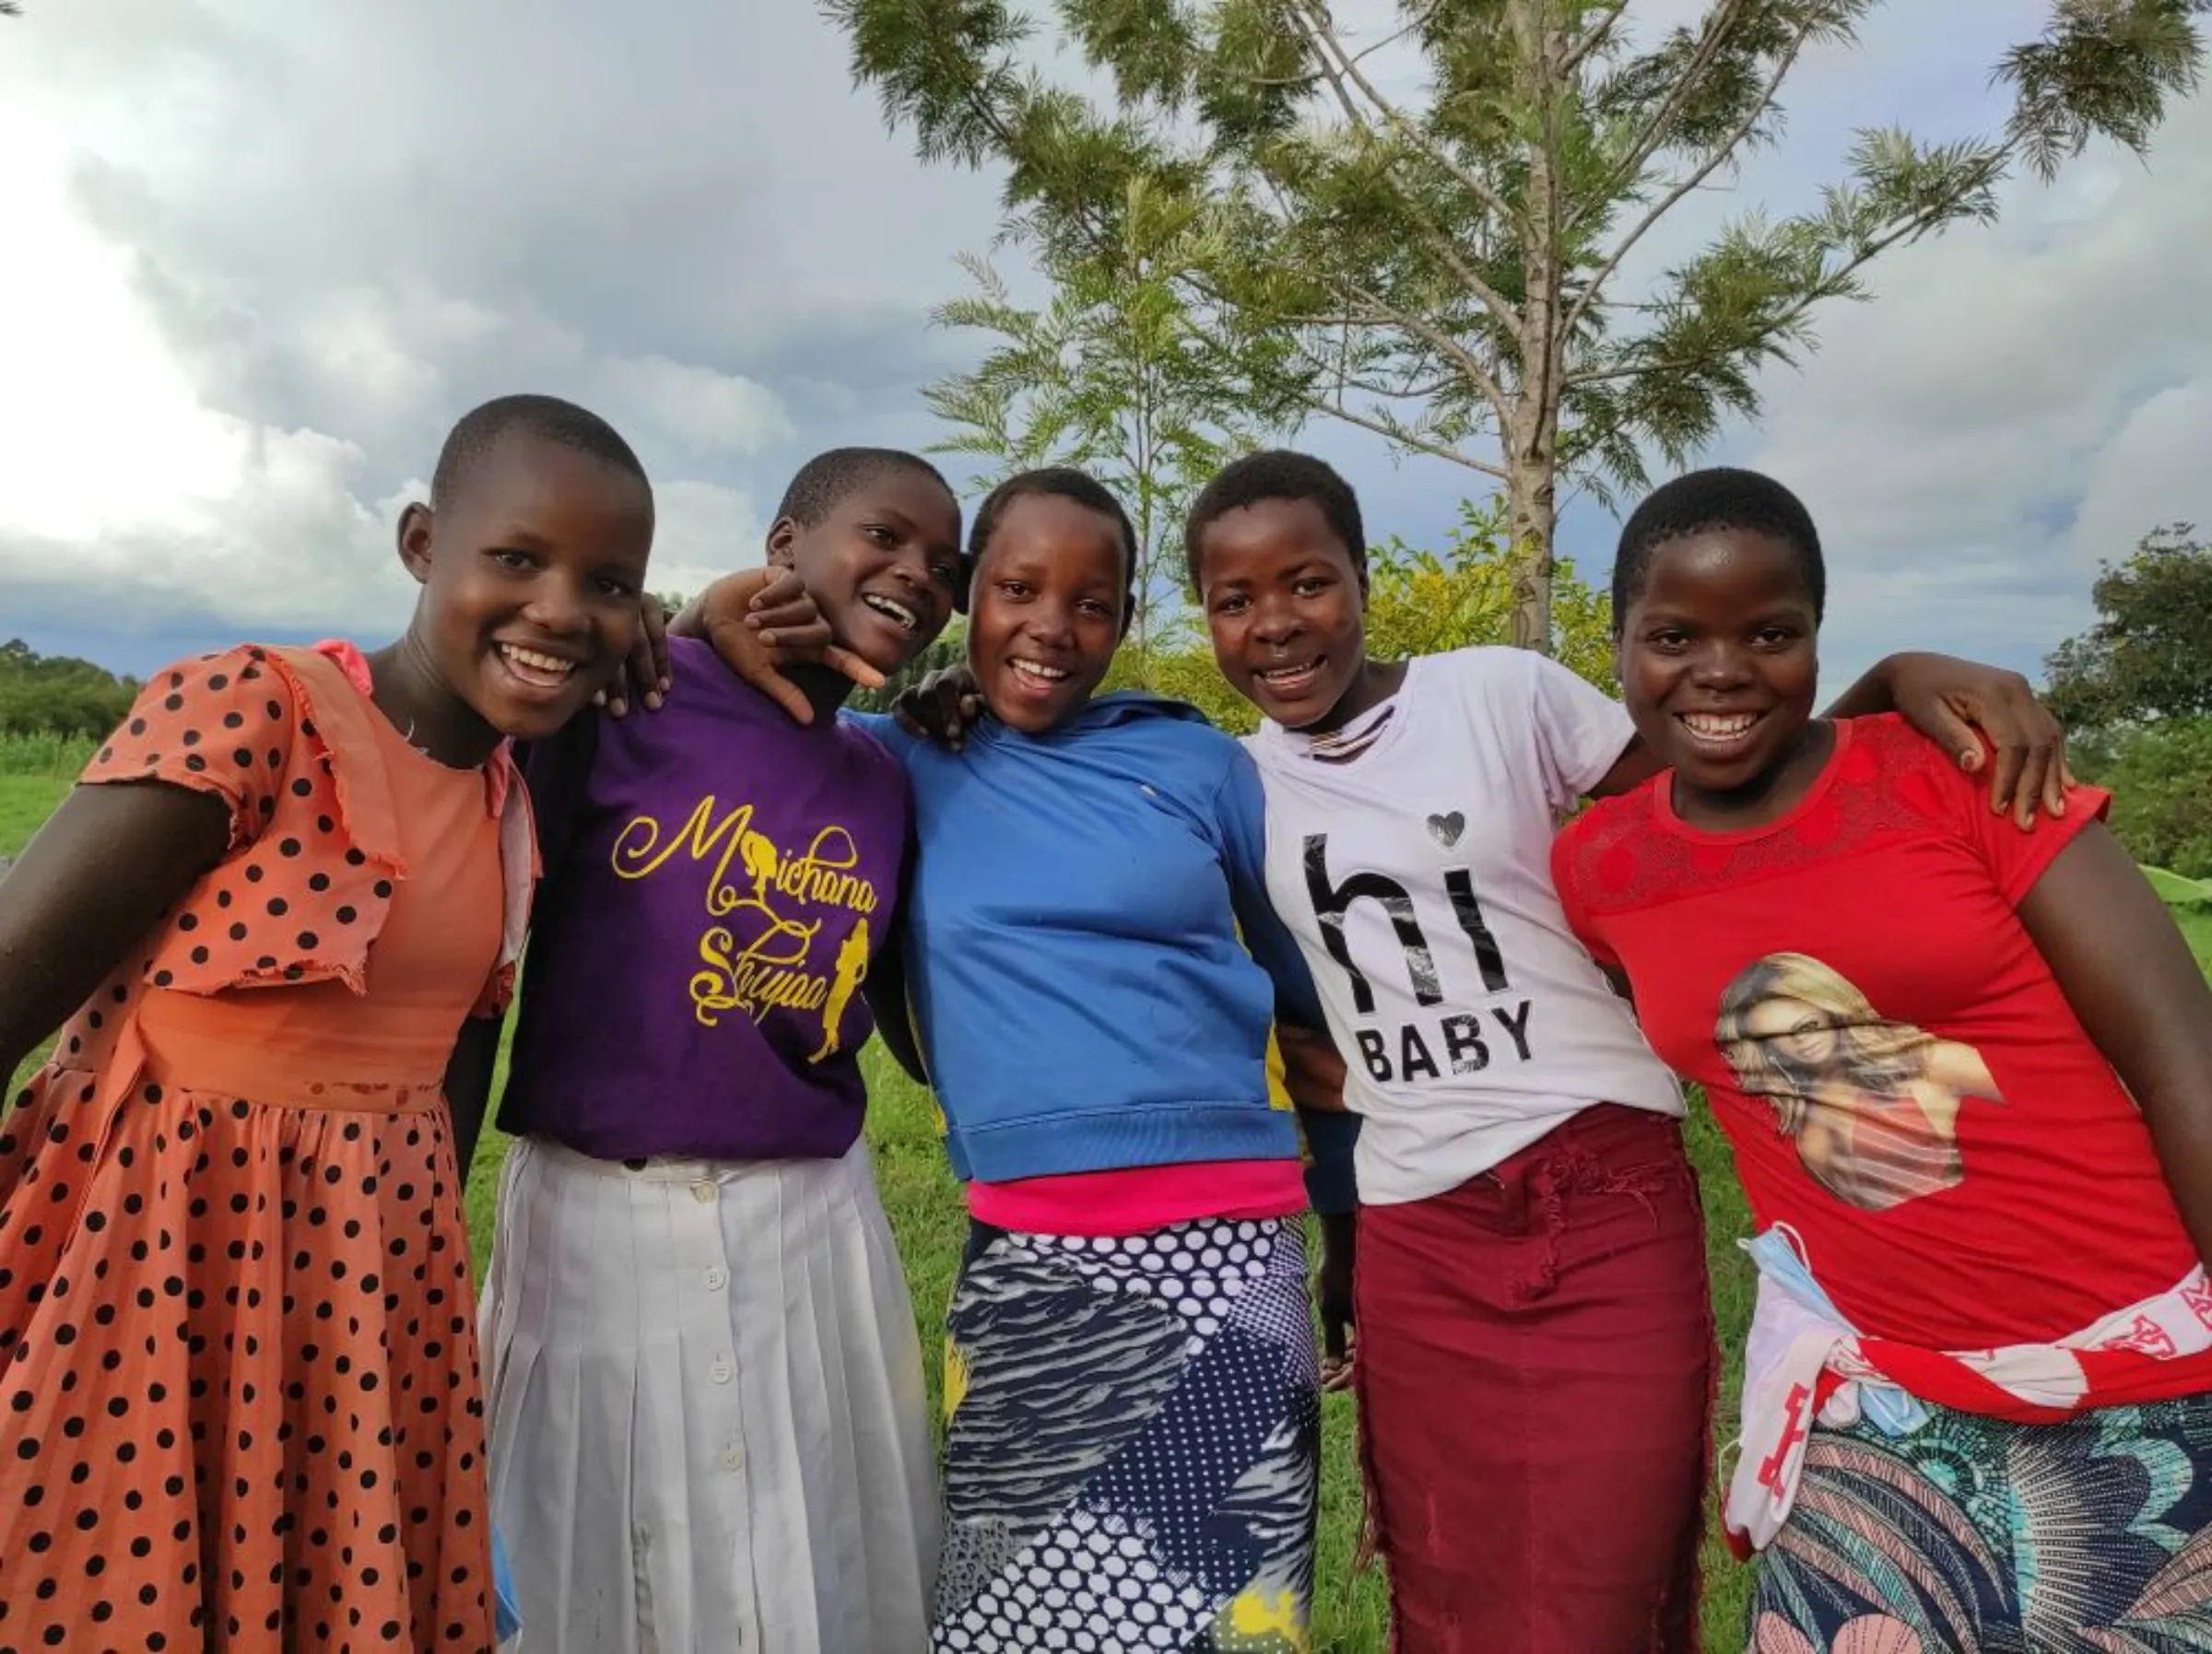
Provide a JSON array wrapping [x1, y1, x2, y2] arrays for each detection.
[[934, 1215, 1320, 1653], [1749, 1391, 2212, 1651]]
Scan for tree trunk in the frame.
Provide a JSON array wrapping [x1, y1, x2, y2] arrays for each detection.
[[1508, 0, 1563, 657], [1506, 435, 1558, 655]]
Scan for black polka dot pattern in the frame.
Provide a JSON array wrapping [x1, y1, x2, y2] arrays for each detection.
[[0, 1081, 495, 1650], [0, 643, 512, 1649], [75, 646, 415, 1002]]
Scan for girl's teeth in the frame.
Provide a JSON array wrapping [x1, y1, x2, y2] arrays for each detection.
[[1684, 713, 1756, 738], [502, 646, 573, 674], [500, 645, 577, 686]]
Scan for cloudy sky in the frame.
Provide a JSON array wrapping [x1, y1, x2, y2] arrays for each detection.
[[1, 0, 2206, 689]]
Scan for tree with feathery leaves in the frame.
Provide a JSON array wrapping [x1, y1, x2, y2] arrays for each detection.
[[825, 0, 2206, 653]]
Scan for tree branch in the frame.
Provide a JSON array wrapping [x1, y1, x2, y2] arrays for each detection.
[[1559, 1, 1633, 78], [1562, 18, 1814, 343], [1293, 385, 1512, 479], [1561, 177, 1998, 393], [1245, 165, 1517, 421], [1567, 0, 1758, 234], [1287, 0, 1524, 239], [1347, 283, 1515, 416]]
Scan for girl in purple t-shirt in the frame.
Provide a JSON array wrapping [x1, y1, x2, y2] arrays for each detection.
[[478, 449, 965, 1654]]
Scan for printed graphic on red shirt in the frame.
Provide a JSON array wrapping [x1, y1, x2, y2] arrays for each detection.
[[1717, 953, 2006, 1213]]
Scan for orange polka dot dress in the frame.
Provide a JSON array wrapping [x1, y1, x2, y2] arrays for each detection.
[[0, 642, 535, 1652]]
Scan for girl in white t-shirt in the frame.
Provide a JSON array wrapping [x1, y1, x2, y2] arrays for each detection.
[[1183, 450, 2071, 1654]]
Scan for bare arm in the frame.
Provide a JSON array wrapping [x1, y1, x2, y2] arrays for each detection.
[[1277, 1022, 1347, 1114], [1588, 653, 2072, 826], [2018, 823, 2212, 1265], [0, 781, 231, 1080], [443, 1013, 504, 1189], [861, 938, 929, 1086], [654, 569, 883, 726]]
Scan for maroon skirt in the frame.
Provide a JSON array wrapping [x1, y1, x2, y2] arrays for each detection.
[[1354, 1104, 1715, 1653]]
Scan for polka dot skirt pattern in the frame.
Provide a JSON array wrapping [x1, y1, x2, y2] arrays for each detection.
[[934, 1217, 1321, 1654], [0, 1084, 492, 1651]]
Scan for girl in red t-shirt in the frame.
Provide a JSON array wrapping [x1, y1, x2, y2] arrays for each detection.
[[1552, 467, 2212, 1653]]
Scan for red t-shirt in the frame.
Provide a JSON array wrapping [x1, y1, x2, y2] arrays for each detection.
[[1553, 716, 2209, 1378]]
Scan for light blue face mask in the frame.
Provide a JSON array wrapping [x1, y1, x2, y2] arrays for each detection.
[[1741, 1226, 1928, 1438]]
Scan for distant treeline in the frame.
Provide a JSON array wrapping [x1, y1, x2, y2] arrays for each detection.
[[0, 639, 140, 739]]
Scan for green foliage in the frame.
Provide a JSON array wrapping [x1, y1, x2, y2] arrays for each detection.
[[924, 210, 1276, 685], [2088, 717, 2212, 880], [2144, 864, 2212, 908], [0, 639, 138, 741], [829, 0, 2205, 650], [1363, 499, 1616, 690], [2045, 525, 2212, 729]]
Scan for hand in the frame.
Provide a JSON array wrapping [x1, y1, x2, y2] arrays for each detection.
[[600, 592, 672, 718], [1883, 652, 2075, 830], [1316, 1210, 1356, 1391], [693, 568, 887, 727], [893, 666, 985, 751]]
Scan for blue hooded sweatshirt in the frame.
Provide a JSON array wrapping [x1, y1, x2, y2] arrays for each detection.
[[854, 694, 1346, 1193]]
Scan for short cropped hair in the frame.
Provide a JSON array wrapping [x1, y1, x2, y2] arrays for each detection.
[[968, 466, 1139, 625], [1611, 467, 1825, 633], [774, 447, 952, 527], [429, 393, 648, 509], [1183, 450, 1366, 594]]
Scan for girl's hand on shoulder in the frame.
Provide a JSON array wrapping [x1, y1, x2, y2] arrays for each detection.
[[893, 666, 984, 751], [1880, 652, 2075, 829], [658, 569, 887, 727], [600, 592, 671, 719]]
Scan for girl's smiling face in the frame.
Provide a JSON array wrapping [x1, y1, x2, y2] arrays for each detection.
[[1195, 498, 1371, 733], [966, 492, 1128, 733], [1616, 527, 1822, 810], [770, 468, 963, 676], [400, 431, 653, 745]]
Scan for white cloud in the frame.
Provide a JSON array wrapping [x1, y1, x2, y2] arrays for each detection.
[[606, 358, 791, 458], [1717, 86, 2212, 680], [650, 480, 770, 603]]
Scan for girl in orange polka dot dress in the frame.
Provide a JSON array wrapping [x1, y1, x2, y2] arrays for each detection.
[[0, 394, 656, 1652]]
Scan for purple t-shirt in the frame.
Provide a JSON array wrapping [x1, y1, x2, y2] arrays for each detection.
[[499, 636, 910, 1162]]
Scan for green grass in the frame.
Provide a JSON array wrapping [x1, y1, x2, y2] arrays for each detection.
[[6, 761, 2208, 1650]]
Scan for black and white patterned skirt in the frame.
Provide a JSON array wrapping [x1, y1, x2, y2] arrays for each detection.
[[933, 1215, 1321, 1653]]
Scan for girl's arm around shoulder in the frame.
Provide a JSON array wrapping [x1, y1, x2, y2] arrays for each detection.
[[1213, 744, 1326, 1029], [2018, 821, 2212, 1265], [1580, 652, 2075, 819]]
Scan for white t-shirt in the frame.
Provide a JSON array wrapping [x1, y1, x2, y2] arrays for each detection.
[[1246, 647, 1684, 1205]]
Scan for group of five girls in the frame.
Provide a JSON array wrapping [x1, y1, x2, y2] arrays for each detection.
[[1, 388, 2206, 1654]]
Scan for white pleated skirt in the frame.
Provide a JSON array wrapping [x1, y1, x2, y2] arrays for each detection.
[[480, 1134, 939, 1654]]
